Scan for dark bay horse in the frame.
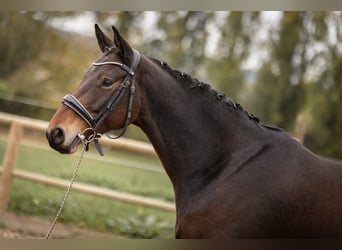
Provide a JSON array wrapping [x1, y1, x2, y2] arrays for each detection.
[[46, 24, 342, 238]]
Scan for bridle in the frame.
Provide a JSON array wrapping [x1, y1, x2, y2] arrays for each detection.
[[61, 49, 141, 156]]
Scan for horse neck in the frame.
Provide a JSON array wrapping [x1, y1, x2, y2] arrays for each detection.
[[134, 56, 262, 196]]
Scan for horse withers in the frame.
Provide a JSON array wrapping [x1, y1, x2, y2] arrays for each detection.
[[46, 24, 342, 238]]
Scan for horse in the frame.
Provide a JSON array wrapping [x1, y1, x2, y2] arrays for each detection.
[[46, 24, 342, 238]]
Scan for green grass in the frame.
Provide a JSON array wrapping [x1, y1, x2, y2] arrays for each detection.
[[0, 140, 176, 238]]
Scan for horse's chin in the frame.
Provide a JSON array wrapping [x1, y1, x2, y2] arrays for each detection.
[[58, 145, 78, 154], [55, 136, 81, 155]]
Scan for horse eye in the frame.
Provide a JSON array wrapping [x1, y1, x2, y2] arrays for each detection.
[[102, 78, 114, 88]]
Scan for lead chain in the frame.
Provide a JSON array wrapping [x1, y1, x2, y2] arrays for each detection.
[[44, 141, 87, 239]]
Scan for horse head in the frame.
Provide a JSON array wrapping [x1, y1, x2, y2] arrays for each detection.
[[46, 24, 141, 154]]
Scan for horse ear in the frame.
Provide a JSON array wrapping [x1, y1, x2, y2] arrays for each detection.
[[112, 25, 133, 64], [95, 24, 113, 53]]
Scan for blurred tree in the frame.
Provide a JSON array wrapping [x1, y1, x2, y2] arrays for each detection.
[[247, 12, 307, 129], [147, 11, 260, 101], [0, 12, 99, 119], [207, 12, 260, 100], [92, 11, 146, 49], [153, 11, 212, 75], [304, 12, 342, 158], [246, 11, 342, 158], [0, 12, 45, 78]]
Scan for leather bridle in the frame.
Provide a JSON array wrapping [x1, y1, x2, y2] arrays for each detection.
[[61, 49, 141, 156]]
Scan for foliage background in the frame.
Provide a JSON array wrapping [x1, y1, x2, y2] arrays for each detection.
[[1, 11, 341, 158]]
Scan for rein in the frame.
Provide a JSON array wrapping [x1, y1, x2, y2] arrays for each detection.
[[62, 49, 141, 156]]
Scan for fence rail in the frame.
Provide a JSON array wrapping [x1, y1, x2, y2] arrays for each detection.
[[0, 111, 175, 212]]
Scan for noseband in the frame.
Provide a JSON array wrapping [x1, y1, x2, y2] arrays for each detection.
[[61, 49, 141, 156]]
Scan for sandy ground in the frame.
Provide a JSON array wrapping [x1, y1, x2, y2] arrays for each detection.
[[0, 228, 39, 239]]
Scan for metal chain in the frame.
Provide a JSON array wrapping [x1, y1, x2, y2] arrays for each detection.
[[44, 142, 87, 239]]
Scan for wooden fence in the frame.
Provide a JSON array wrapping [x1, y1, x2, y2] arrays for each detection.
[[0, 111, 175, 212]]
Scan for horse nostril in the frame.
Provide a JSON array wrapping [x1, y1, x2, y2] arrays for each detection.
[[50, 127, 65, 146]]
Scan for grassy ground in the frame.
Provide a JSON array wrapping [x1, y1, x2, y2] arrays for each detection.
[[0, 139, 176, 238]]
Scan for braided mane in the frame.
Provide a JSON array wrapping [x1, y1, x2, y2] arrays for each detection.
[[149, 57, 262, 124]]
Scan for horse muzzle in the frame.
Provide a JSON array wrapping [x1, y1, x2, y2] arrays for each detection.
[[46, 126, 81, 154]]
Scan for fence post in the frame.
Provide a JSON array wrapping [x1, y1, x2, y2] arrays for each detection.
[[293, 113, 307, 143], [0, 122, 23, 212]]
